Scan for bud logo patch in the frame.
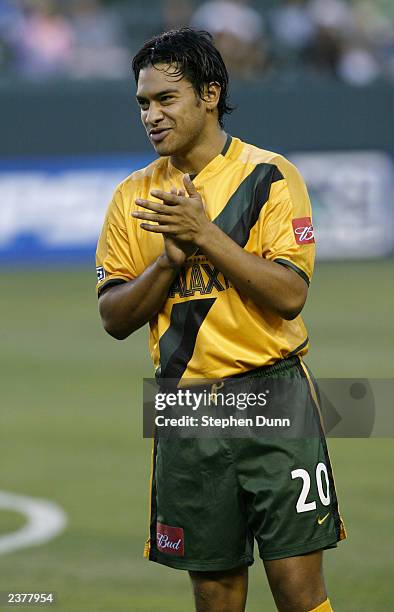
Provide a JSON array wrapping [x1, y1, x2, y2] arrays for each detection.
[[157, 522, 184, 556], [292, 217, 315, 244]]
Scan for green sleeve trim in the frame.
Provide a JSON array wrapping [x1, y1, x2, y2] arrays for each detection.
[[274, 258, 310, 286], [97, 278, 127, 298]]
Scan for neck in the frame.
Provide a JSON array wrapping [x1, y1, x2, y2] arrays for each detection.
[[170, 127, 227, 175]]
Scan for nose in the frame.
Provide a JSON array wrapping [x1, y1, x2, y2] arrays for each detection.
[[145, 102, 164, 126]]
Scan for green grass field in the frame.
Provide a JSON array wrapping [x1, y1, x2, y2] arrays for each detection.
[[1, 260, 393, 611]]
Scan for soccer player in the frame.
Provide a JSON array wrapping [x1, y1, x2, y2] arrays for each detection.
[[96, 28, 346, 612]]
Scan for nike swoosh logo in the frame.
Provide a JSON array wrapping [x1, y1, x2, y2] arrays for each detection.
[[317, 513, 330, 525]]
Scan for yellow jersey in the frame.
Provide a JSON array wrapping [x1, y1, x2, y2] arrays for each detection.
[[96, 135, 315, 381]]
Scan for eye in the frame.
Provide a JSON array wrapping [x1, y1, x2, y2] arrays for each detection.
[[161, 95, 174, 103], [137, 99, 149, 111]]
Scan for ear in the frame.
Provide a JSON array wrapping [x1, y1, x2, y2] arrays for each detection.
[[203, 82, 221, 112]]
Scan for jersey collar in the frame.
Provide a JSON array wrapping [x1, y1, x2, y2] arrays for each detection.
[[168, 134, 234, 184]]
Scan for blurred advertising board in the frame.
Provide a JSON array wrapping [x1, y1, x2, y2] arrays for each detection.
[[0, 154, 153, 264], [290, 151, 394, 259], [0, 151, 392, 265]]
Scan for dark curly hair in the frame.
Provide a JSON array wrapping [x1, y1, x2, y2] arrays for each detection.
[[132, 28, 234, 128]]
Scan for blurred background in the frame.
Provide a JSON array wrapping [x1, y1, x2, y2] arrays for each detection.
[[0, 1, 393, 611]]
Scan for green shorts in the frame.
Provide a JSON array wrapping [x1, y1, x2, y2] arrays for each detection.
[[144, 357, 346, 571]]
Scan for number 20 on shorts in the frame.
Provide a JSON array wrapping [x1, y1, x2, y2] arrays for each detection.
[[291, 462, 331, 513]]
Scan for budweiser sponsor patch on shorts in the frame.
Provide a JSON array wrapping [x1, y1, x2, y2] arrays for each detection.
[[157, 522, 184, 556], [292, 217, 315, 244]]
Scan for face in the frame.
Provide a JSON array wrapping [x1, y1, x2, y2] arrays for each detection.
[[136, 63, 210, 157]]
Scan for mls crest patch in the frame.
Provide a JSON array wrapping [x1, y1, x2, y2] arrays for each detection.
[[96, 266, 106, 282]]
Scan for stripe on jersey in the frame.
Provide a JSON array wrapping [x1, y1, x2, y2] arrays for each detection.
[[159, 298, 216, 379], [194, 163, 283, 255]]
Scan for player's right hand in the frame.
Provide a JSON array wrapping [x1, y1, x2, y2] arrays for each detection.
[[163, 187, 197, 267]]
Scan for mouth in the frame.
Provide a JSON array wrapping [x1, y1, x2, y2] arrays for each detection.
[[149, 128, 171, 143]]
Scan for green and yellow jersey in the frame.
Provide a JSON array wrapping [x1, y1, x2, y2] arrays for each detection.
[[96, 135, 315, 381]]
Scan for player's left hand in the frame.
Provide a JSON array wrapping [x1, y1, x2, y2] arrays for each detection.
[[133, 174, 210, 245]]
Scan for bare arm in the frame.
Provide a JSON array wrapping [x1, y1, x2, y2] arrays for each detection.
[[99, 187, 194, 340], [98, 253, 179, 340], [196, 223, 307, 320]]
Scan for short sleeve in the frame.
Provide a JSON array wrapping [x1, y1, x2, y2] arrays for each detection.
[[261, 161, 315, 285], [95, 187, 137, 296]]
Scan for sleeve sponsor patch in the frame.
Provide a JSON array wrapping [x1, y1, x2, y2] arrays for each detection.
[[292, 217, 315, 244], [96, 266, 106, 282]]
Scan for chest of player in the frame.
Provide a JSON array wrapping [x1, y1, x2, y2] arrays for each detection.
[[128, 169, 267, 277]]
